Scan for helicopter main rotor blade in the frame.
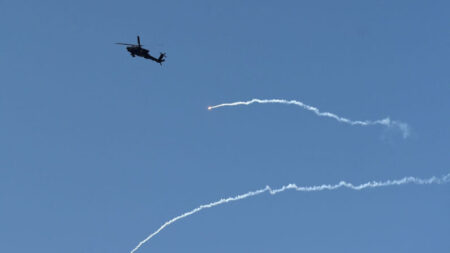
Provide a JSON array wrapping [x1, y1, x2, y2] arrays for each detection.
[[115, 43, 138, 46], [137, 36, 141, 47]]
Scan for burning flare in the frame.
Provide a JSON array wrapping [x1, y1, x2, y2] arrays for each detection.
[[209, 98, 410, 138]]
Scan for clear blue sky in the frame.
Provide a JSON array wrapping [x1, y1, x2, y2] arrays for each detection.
[[1, 1, 449, 252]]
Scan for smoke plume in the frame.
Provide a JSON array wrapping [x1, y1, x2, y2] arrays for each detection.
[[130, 173, 448, 252], [208, 98, 410, 138]]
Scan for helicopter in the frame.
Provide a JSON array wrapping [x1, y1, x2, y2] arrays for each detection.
[[116, 36, 166, 65]]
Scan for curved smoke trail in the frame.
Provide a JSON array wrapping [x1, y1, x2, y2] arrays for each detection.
[[208, 98, 410, 138], [130, 173, 449, 252]]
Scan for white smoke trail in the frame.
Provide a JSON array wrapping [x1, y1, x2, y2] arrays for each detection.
[[130, 173, 449, 252], [208, 98, 410, 138]]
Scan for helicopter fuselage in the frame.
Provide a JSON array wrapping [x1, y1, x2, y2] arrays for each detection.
[[117, 36, 166, 64], [126, 46, 150, 58]]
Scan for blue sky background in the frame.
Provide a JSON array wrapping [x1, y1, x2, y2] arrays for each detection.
[[1, 1, 449, 252]]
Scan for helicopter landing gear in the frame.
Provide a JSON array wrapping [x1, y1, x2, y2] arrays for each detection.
[[131, 53, 135, 57]]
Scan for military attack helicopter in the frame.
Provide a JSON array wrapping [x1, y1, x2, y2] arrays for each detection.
[[116, 36, 166, 65]]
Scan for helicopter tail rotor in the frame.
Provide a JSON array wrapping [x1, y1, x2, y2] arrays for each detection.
[[158, 52, 166, 61], [158, 52, 166, 65]]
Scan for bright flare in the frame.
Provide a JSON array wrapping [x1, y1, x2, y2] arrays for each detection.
[[208, 98, 410, 138]]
